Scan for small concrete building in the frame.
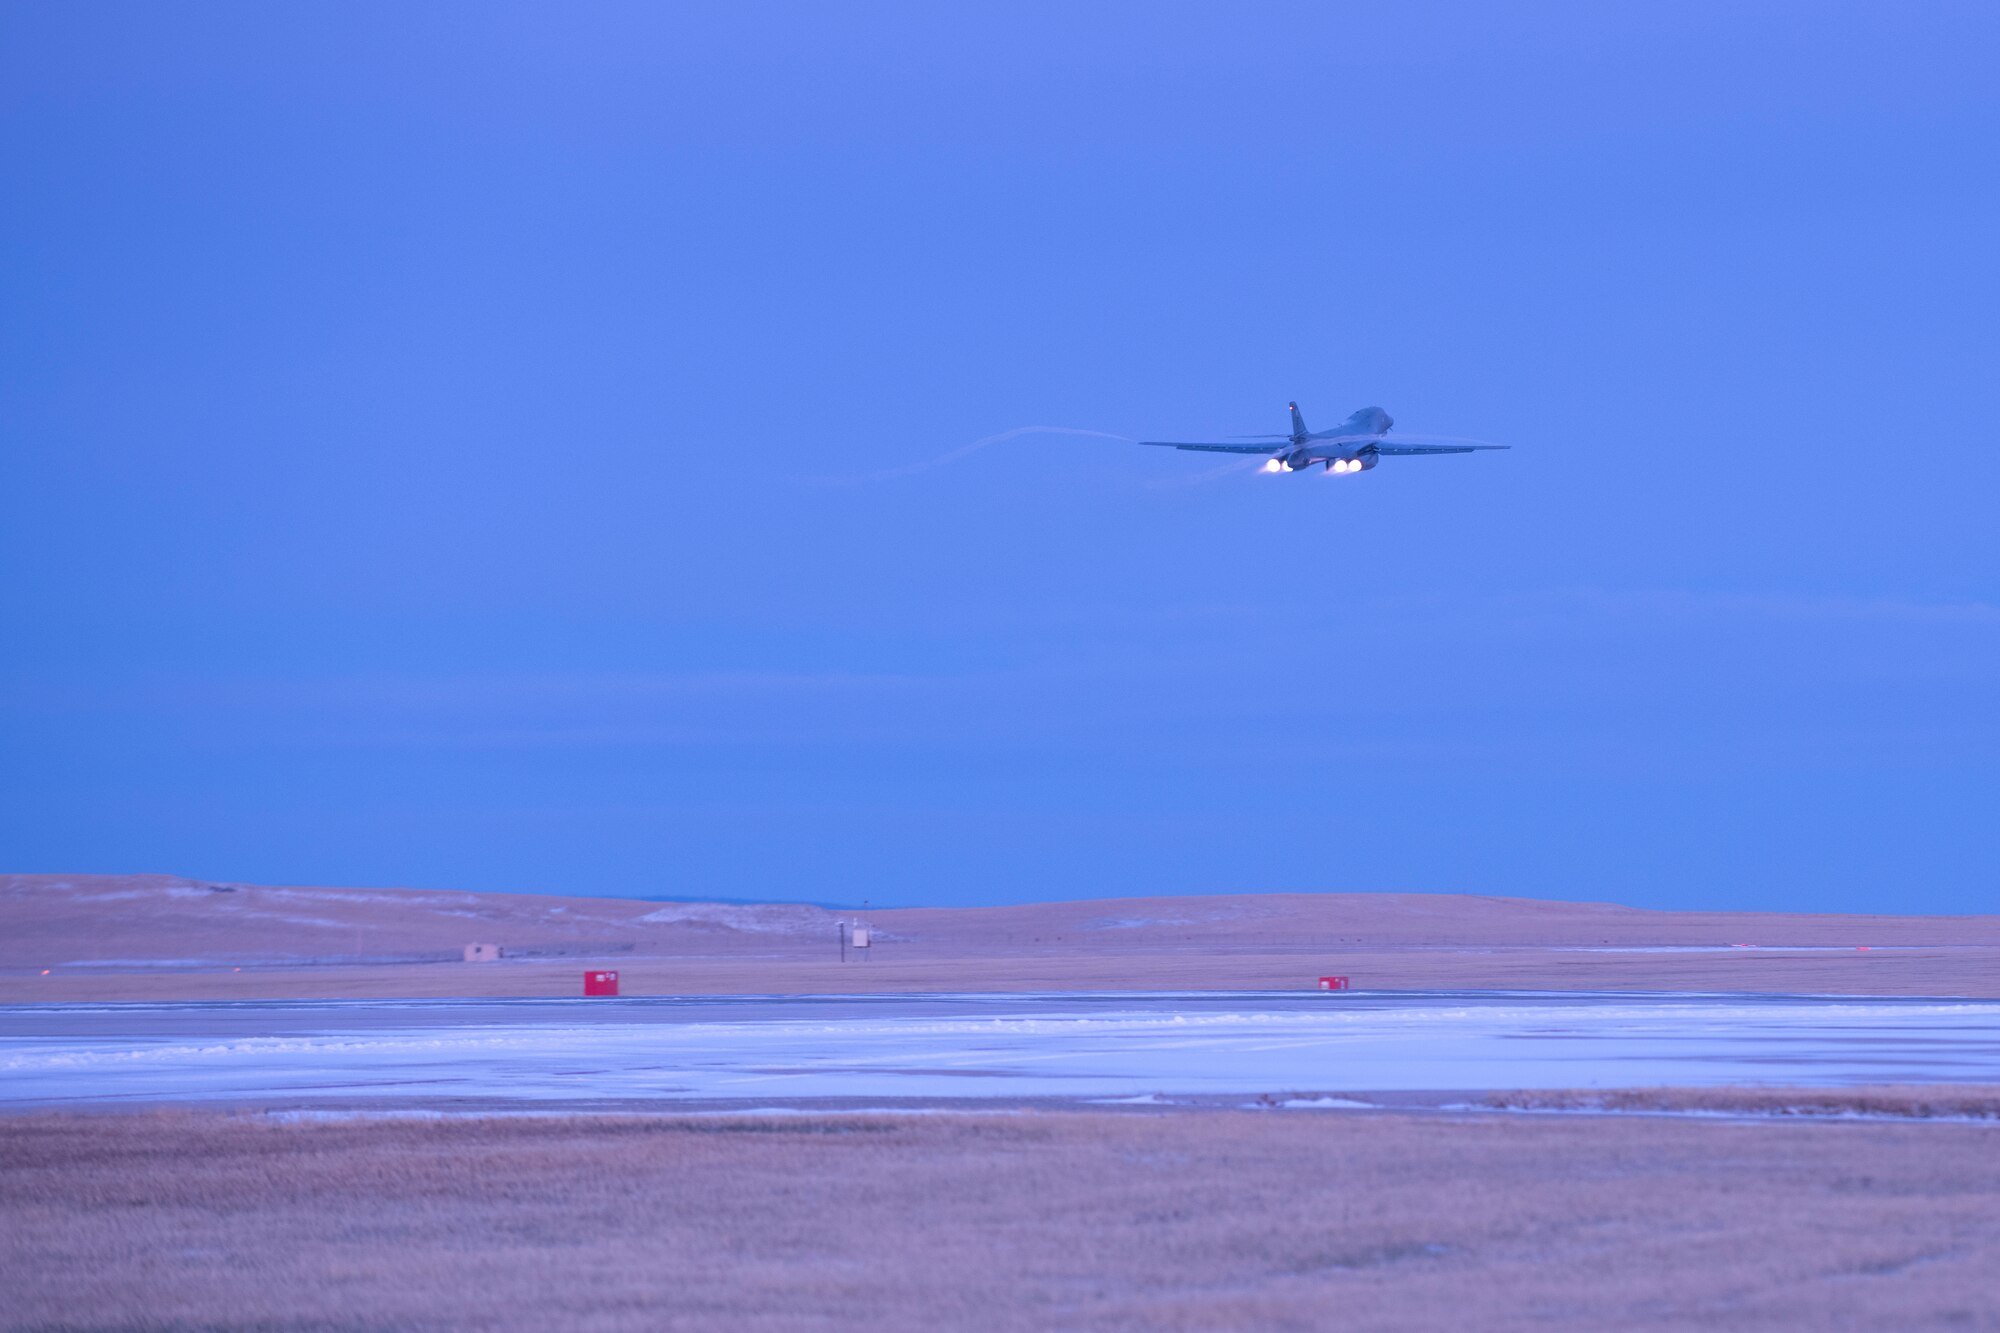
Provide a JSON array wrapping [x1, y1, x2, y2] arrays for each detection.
[[463, 943, 503, 962]]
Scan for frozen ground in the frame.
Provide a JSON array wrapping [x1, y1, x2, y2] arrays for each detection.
[[5, 990, 1998, 1109]]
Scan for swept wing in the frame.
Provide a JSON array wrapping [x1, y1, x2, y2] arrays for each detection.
[[1136, 440, 1282, 455], [1373, 444, 1510, 456]]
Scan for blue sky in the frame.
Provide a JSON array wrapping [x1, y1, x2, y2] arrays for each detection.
[[3, 3, 1996, 910]]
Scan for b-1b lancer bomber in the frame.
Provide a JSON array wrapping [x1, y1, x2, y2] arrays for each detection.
[[1141, 402, 1507, 476]]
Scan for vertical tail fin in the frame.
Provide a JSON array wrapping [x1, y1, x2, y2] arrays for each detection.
[[1288, 401, 1309, 443]]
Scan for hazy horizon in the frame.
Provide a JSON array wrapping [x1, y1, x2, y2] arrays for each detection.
[[11, 874, 2000, 916]]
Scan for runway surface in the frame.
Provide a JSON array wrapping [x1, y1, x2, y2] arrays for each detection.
[[5, 990, 1998, 1109]]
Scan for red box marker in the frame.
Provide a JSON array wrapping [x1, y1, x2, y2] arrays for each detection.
[[1318, 975, 1349, 991], [584, 970, 620, 997]]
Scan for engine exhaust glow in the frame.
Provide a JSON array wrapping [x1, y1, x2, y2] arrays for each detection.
[[1262, 458, 1283, 473]]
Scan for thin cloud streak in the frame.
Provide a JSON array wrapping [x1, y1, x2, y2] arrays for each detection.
[[798, 426, 1133, 485]]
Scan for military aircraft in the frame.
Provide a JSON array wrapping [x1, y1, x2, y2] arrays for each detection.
[[1140, 402, 1507, 475]]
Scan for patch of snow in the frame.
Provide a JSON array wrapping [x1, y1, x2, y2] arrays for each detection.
[[266, 1108, 456, 1122], [57, 959, 272, 969], [266, 1106, 1006, 1122], [6, 993, 1997, 1110], [672, 1105, 1012, 1117], [261, 888, 471, 908], [54, 885, 219, 902], [637, 903, 827, 935], [228, 912, 350, 929], [1554, 945, 1927, 954]]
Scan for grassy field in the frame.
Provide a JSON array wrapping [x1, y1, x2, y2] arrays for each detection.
[[5, 1105, 1999, 1331], [11, 874, 1999, 1003], [12, 945, 2000, 1004]]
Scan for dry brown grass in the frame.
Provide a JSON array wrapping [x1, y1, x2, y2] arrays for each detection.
[[12, 944, 2000, 1003], [11, 873, 2000, 1003], [1481, 1085, 2000, 1119], [4, 1107, 1999, 1331]]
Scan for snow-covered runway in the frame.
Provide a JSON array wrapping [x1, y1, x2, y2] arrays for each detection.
[[5, 990, 1998, 1109]]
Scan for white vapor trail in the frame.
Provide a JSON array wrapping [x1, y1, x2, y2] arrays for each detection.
[[803, 426, 1132, 485]]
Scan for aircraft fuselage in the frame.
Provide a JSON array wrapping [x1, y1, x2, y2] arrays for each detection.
[[1267, 407, 1394, 474]]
